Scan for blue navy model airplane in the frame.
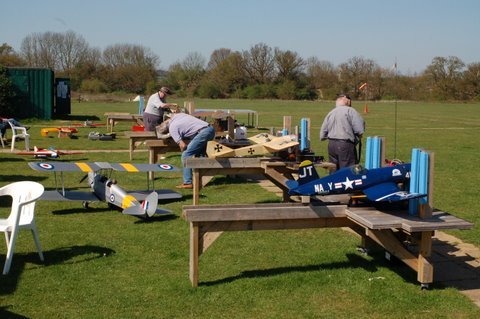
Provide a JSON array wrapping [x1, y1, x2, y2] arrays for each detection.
[[286, 160, 426, 202]]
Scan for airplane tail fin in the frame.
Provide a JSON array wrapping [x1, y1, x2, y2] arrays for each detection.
[[122, 191, 159, 217], [143, 191, 159, 217], [286, 160, 320, 191], [296, 160, 320, 185]]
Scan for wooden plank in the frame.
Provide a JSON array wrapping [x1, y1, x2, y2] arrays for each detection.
[[124, 131, 156, 138], [183, 204, 348, 222], [196, 218, 353, 233], [186, 157, 275, 169], [347, 207, 404, 229], [347, 207, 473, 232]]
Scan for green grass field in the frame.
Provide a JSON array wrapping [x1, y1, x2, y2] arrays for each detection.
[[1, 99, 479, 318]]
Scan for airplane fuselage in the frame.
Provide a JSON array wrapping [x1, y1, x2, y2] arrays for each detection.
[[292, 164, 411, 196], [89, 173, 139, 209]]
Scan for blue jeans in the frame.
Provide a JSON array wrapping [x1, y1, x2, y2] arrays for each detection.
[[181, 126, 215, 184]]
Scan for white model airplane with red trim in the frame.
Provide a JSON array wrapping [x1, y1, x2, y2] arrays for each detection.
[[16, 146, 84, 158]]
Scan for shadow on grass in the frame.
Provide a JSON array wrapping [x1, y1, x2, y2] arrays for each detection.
[[0, 306, 29, 319], [201, 253, 377, 287], [0, 175, 47, 184], [0, 157, 25, 163], [53, 115, 101, 121], [51, 207, 113, 215], [0, 245, 115, 295], [133, 214, 178, 224]]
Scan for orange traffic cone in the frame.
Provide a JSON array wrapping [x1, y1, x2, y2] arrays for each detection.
[[364, 103, 369, 114]]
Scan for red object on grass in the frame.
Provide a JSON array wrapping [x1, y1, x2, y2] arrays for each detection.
[[132, 125, 144, 131]]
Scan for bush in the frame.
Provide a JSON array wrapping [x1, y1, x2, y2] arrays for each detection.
[[197, 81, 223, 99], [242, 84, 277, 99], [80, 79, 108, 93], [0, 66, 16, 116]]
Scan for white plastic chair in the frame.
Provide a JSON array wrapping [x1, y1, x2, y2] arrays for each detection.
[[8, 120, 30, 152], [0, 130, 5, 148], [0, 181, 44, 275]]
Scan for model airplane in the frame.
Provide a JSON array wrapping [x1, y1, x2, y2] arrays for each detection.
[[71, 120, 105, 127], [286, 160, 426, 202], [207, 133, 299, 158], [40, 127, 79, 138], [16, 146, 84, 158], [28, 161, 182, 218]]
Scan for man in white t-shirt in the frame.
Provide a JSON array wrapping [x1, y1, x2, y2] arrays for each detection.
[[143, 87, 178, 131]]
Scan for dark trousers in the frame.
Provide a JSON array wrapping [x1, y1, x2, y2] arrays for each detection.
[[143, 112, 163, 131], [328, 139, 356, 170]]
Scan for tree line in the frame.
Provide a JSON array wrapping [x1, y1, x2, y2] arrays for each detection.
[[0, 30, 479, 101]]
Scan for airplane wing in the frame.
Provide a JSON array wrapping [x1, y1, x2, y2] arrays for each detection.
[[248, 133, 276, 144], [206, 141, 236, 158], [108, 163, 178, 172], [263, 135, 299, 152], [16, 151, 40, 155], [29, 162, 178, 172], [29, 162, 102, 172], [363, 182, 426, 202], [39, 190, 99, 202]]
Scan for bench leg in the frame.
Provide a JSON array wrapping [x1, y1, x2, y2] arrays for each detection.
[[129, 138, 135, 161], [417, 231, 433, 286], [193, 169, 201, 205], [149, 148, 155, 180], [190, 222, 199, 287]]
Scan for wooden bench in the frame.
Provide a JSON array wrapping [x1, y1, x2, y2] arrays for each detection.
[[105, 112, 143, 132], [183, 203, 473, 288], [124, 131, 157, 160], [145, 139, 179, 180], [185, 157, 335, 205]]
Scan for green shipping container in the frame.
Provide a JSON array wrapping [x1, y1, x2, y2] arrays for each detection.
[[6, 67, 54, 120]]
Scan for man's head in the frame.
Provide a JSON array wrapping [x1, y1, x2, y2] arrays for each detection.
[[159, 86, 173, 96], [336, 93, 352, 106]]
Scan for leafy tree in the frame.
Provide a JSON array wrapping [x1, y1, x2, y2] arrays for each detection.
[[305, 57, 338, 99], [463, 62, 480, 100], [274, 48, 304, 82], [0, 43, 25, 66], [276, 80, 297, 100], [207, 48, 232, 70], [338, 56, 379, 98], [101, 44, 159, 93], [423, 56, 465, 100], [0, 66, 16, 116], [202, 51, 246, 98], [242, 43, 275, 84], [166, 52, 206, 97]]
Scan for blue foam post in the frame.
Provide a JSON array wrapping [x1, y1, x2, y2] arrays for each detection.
[[365, 137, 372, 169], [138, 96, 144, 115], [300, 118, 308, 151], [371, 136, 378, 168], [419, 151, 429, 205], [372, 137, 380, 169], [409, 148, 421, 215], [376, 137, 382, 168]]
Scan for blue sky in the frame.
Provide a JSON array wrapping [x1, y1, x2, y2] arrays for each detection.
[[1, 0, 479, 74]]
